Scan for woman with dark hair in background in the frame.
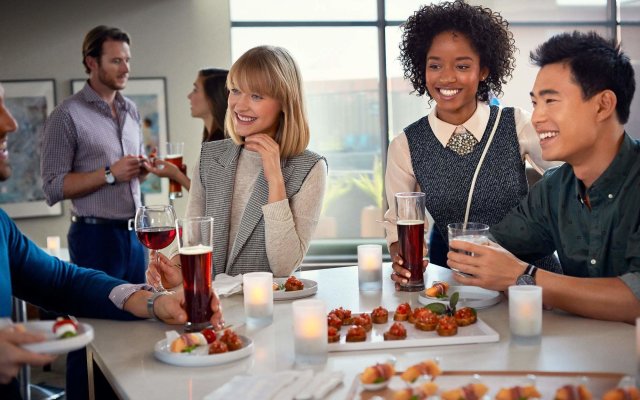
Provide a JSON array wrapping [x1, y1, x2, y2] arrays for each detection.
[[149, 68, 229, 190]]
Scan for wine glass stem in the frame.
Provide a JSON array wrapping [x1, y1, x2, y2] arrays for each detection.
[[154, 250, 165, 292]]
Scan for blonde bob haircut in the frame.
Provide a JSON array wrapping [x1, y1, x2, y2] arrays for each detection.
[[225, 45, 310, 158]]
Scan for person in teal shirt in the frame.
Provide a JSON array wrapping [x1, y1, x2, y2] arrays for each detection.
[[447, 31, 640, 324]]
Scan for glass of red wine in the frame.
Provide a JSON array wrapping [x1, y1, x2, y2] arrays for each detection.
[[135, 205, 177, 291]]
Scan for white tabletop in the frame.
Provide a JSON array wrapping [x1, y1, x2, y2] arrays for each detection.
[[84, 264, 635, 399]]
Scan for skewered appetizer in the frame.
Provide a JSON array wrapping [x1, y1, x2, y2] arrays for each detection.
[[272, 282, 281, 291], [284, 276, 304, 291], [327, 326, 340, 343], [330, 307, 354, 325], [426, 281, 450, 298], [441, 383, 489, 400], [555, 384, 593, 400], [414, 309, 439, 331], [392, 382, 438, 400], [327, 313, 343, 330], [360, 362, 395, 384], [393, 303, 411, 321], [53, 317, 78, 339], [454, 307, 477, 326], [371, 306, 389, 324], [603, 386, 640, 400], [353, 313, 372, 332], [400, 359, 442, 383], [383, 322, 407, 341], [496, 385, 542, 400], [219, 329, 243, 351], [169, 327, 218, 353], [346, 325, 367, 342], [409, 307, 432, 324], [437, 315, 458, 336]]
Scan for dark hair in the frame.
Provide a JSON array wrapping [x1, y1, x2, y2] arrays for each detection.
[[530, 31, 635, 124], [82, 25, 131, 74], [399, 0, 515, 102], [198, 68, 229, 142]]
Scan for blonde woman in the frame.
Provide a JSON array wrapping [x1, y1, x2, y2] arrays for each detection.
[[148, 46, 327, 285]]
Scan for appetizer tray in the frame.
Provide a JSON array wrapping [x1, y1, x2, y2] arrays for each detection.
[[328, 313, 498, 352], [273, 278, 318, 301], [350, 370, 627, 400], [21, 321, 94, 355], [154, 335, 253, 367]]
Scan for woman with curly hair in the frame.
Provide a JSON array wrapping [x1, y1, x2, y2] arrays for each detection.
[[386, 0, 560, 289]]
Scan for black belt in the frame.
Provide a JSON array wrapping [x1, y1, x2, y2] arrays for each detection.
[[71, 215, 133, 230]]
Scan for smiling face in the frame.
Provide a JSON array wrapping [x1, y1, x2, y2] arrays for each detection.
[[0, 85, 19, 181], [530, 63, 602, 165], [425, 31, 488, 125], [88, 39, 131, 92], [188, 75, 211, 120], [227, 83, 282, 139]]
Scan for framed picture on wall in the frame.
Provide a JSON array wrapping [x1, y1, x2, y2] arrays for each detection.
[[71, 77, 170, 204], [0, 79, 62, 218]]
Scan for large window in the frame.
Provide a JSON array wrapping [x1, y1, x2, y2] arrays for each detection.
[[230, 0, 639, 261]]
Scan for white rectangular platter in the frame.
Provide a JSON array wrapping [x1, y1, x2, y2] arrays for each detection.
[[328, 314, 499, 352]]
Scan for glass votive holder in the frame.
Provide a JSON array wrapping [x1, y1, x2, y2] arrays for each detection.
[[508, 285, 542, 345], [243, 272, 274, 327], [292, 299, 327, 365], [46, 236, 61, 257], [358, 244, 382, 291]]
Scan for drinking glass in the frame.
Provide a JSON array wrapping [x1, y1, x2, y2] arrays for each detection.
[[135, 205, 177, 291], [395, 192, 426, 291], [165, 142, 184, 199], [447, 222, 489, 276], [177, 216, 214, 332]]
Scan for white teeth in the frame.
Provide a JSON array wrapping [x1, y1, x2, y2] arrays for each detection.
[[439, 88, 460, 97], [538, 131, 559, 140], [236, 113, 256, 122]]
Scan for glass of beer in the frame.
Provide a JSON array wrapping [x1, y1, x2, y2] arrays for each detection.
[[166, 142, 184, 199], [395, 192, 426, 291], [176, 216, 214, 332]]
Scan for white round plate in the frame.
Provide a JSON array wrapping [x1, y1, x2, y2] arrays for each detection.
[[273, 278, 318, 301], [21, 321, 94, 355], [154, 335, 253, 367], [418, 286, 502, 309]]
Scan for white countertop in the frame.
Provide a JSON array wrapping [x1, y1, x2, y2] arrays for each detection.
[[84, 264, 635, 399]]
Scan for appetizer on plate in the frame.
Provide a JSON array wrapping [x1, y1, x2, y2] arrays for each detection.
[[330, 307, 353, 325], [284, 276, 304, 291], [219, 329, 243, 351], [53, 316, 79, 339], [440, 383, 489, 400], [392, 382, 438, 400], [495, 385, 542, 399], [327, 313, 343, 330], [436, 315, 458, 337], [353, 313, 372, 332], [346, 325, 367, 342], [360, 361, 395, 386], [425, 281, 449, 298], [327, 326, 340, 343], [555, 384, 593, 400], [414, 309, 439, 332], [383, 322, 407, 341], [454, 307, 477, 326], [603, 386, 640, 400], [208, 340, 228, 354], [371, 306, 388, 324], [393, 303, 411, 321], [400, 359, 441, 383], [409, 307, 431, 324]]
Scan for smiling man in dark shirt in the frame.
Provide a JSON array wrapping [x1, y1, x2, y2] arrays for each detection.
[[447, 31, 640, 323]]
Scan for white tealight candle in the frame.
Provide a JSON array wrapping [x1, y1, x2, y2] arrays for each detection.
[[508, 285, 543, 345], [46, 236, 61, 257], [357, 244, 382, 291], [293, 299, 327, 365], [243, 272, 273, 326]]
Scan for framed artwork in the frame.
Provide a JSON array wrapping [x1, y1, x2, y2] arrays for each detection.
[[71, 77, 169, 204], [0, 79, 62, 218]]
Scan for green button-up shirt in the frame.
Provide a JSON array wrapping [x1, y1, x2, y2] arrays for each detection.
[[490, 133, 640, 299]]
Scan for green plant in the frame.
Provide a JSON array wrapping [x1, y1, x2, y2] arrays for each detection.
[[321, 176, 353, 215], [351, 157, 384, 209]]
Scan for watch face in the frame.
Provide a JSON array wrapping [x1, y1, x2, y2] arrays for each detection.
[[516, 274, 536, 286], [105, 171, 115, 184]]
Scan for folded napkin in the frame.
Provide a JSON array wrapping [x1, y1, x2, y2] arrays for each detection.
[[204, 370, 343, 400], [213, 273, 243, 297]]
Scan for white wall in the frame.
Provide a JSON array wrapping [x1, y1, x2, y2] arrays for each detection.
[[0, 0, 231, 247]]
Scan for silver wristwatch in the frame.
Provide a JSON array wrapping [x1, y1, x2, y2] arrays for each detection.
[[516, 264, 538, 286], [105, 166, 116, 185], [147, 291, 169, 321]]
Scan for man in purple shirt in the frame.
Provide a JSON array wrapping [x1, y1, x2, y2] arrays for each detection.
[[40, 25, 148, 284]]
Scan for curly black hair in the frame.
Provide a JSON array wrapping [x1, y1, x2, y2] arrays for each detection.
[[531, 31, 635, 124], [399, 0, 516, 102]]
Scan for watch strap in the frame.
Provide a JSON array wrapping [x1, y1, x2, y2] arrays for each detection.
[[525, 264, 538, 278], [147, 291, 170, 321]]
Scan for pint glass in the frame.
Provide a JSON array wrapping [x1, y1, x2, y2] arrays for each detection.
[[395, 192, 426, 291], [166, 142, 184, 199]]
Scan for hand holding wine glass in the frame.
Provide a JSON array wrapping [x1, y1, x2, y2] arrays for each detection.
[[135, 205, 177, 291]]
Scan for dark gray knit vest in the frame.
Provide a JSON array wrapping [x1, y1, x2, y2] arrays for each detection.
[[405, 106, 528, 242], [199, 139, 324, 276]]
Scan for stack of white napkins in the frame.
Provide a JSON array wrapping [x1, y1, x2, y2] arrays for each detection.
[[204, 370, 344, 400], [212, 273, 243, 297]]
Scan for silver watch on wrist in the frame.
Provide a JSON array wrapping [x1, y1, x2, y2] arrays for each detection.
[[105, 165, 116, 185], [147, 291, 170, 321], [516, 264, 538, 286]]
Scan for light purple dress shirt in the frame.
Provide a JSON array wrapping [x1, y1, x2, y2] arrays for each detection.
[[40, 82, 144, 219]]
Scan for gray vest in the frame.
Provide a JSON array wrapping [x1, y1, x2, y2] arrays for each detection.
[[199, 139, 324, 276], [405, 106, 528, 239]]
